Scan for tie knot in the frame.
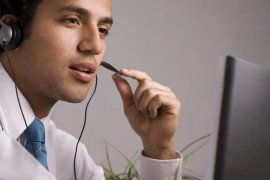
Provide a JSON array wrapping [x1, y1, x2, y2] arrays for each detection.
[[24, 118, 45, 143]]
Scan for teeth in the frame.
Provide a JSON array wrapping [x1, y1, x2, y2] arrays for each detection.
[[75, 67, 89, 72]]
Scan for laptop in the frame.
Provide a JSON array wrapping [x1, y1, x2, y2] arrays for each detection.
[[213, 56, 270, 180]]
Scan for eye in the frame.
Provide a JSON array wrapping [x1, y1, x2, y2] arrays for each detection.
[[99, 27, 110, 38], [65, 17, 80, 26]]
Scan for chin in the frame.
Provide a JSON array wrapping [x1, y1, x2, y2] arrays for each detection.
[[52, 80, 93, 103], [59, 92, 88, 103], [67, 96, 87, 103]]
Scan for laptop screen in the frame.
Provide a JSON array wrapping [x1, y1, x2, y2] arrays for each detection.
[[214, 56, 270, 180]]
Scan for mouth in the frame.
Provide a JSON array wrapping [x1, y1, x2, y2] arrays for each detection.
[[69, 66, 91, 74], [68, 61, 97, 83]]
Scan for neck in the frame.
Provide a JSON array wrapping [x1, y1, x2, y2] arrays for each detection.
[[18, 82, 56, 119], [23, 90, 56, 119]]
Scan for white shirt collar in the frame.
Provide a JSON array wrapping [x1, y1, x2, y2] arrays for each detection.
[[0, 62, 52, 139]]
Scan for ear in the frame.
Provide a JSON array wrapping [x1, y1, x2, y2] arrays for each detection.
[[1, 14, 17, 24], [13, 46, 20, 52]]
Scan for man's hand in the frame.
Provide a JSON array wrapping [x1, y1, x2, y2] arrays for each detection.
[[112, 68, 181, 160]]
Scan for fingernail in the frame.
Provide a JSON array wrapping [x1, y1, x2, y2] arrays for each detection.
[[121, 68, 128, 72], [114, 73, 122, 78]]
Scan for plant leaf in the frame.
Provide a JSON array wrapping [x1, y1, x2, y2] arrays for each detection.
[[183, 167, 201, 176], [105, 140, 116, 177], [184, 138, 210, 160], [181, 134, 211, 153], [182, 175, 202, 180], [107, 142, 139, 177], [124, 150, 139, 174]]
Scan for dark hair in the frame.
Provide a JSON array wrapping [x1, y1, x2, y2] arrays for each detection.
[[0, 0, 42, 53]]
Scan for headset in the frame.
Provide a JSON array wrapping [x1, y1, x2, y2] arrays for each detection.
[[0, 1, 124, 179], [0, 15, 22, 131], [0, 1, 123, 179], [0, 4, 39, 161], [0, 1, 98, 180], [0, 18, 22, 50], [0, 0, 24, 49]]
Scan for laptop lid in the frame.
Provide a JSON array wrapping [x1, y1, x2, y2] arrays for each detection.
[[213, 56, 270, 180]]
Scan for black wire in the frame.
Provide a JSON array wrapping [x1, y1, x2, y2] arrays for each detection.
[[2, 42, 36, 158], [0, 117, 3, 131], [1, 43, 99, 177], [73, 75, 98, 180]]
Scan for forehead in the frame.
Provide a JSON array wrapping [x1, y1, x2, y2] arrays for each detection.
[[38, 0, 112, 17]]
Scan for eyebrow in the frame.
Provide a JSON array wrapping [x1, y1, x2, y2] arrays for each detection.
[[57, 5, 114, 26]]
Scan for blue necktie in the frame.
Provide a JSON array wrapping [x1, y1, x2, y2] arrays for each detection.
[[24, 118, 49, 170]]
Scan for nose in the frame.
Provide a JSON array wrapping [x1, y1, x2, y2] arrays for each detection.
[[78, 26, 103, 56]]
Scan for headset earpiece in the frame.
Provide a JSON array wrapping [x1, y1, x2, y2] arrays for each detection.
[[0, 19, 22, 50]]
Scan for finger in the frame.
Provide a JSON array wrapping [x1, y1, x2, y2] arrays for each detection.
[[120, 68, 152, 82], [133, 78, 175, 107], [148, 94, 181, 119], [112, 74, 135, 109], [139, 89, 176, 118]]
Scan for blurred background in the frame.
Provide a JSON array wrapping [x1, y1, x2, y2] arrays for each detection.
[[53, 0, 270, 179]]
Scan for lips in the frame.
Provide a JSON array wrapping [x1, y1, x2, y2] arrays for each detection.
[[69, 66, 91, 73], [69, 61, 97, 82]]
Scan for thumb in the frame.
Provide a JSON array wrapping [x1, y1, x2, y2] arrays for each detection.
[[112, 74, 134, 109]]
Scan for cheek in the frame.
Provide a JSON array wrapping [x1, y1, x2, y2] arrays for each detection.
[[36, 28, 77, 59], [22, 30, 79, 77], [19, 33, 73, 83]]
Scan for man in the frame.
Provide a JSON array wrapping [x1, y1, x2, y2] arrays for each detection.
[[0, 0, 183, 179]]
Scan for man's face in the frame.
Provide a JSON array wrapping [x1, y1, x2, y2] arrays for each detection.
[[15, 0, 112, 103]]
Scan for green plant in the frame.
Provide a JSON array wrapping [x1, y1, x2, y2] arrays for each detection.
[[181, 134, 211, 180], [100, 141, 140, 180], [101, 134, 211, 180]]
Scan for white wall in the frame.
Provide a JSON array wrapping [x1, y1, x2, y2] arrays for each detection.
[[53, 0, 270, 179]]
